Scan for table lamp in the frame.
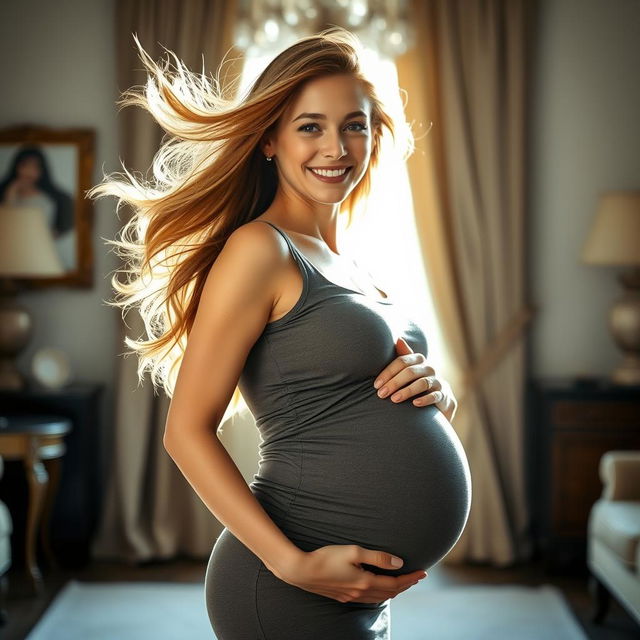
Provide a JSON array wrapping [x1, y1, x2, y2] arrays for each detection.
[[0, 204, 66, 390], [581, 191, 640, 385]]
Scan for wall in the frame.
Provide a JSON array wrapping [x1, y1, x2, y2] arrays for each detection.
[[529, 0, 640, 378], [0, 0, 121, 467]]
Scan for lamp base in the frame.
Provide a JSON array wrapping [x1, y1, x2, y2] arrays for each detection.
[[608, 268, 640, 387], [610, 354, 640, 386], [0, 289, 33, 391]]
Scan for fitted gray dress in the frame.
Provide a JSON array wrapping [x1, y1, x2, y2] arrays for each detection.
[[204, 220, 472, 639]]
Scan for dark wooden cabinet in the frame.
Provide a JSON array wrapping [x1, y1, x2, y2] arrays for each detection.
[[0, 383, 105, 569], [527, 376, 640, 574]]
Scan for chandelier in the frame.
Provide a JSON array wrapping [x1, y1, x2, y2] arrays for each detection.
[[234, 0, 416, 60]]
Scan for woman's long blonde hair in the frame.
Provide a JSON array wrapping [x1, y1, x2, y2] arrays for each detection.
[[87, 27, 413, 421]]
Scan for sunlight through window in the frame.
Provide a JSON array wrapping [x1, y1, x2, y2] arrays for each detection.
[[238, 49, 448, 376]]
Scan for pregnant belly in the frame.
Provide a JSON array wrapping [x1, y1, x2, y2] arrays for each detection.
[[251, 397, 472, 575]]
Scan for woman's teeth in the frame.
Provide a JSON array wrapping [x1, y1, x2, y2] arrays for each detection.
[[309, 167, 349, 177]]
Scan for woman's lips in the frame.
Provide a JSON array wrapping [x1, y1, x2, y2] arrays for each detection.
[[307, 166, 353, 183]]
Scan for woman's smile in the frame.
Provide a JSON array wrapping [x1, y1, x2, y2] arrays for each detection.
[[306, 165, 353, 183]]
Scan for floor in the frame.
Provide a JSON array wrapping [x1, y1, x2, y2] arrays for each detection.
[[1, 557, 638, 639]]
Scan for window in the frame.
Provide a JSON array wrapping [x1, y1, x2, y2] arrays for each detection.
[[239, 49, 448, 375]]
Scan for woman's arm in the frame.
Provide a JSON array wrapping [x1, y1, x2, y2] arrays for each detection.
[[163, 222, 302, 579]]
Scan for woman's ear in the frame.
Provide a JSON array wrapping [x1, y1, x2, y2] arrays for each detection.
[[260, 139, 273, 158]]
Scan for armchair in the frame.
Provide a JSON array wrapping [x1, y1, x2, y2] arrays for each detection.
[[587, 450, 640, 628], [0, 454, 13, 625]]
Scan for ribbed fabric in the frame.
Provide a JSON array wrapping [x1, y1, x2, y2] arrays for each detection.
[[205, 220, 472, 639]]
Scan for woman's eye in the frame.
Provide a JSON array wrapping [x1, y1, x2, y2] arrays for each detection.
[[297, 122, 368, 133]]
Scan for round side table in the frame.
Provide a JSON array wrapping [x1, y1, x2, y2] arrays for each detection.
[[0, 414, 72, 594]]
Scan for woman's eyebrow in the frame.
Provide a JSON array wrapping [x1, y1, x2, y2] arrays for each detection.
[[291, 110, 368, 122]]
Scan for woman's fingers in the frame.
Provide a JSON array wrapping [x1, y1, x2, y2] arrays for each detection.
[[350, 579, 422, 603], [374, 353, 429, 390], [376, 366, 432, 398], [382, 374, 441, 403], [350, 570, 427, 603]]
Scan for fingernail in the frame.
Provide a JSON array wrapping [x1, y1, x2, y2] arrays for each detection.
[[378, 387, 389, 398], [391, 556, 403, 567], [373, 379, 382, 389]]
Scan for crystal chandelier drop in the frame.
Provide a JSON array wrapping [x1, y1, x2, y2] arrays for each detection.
[[234, 0, 416, 60]]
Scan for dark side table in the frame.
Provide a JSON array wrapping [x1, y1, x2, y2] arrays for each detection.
[[0, 414, 71, 594], [527, 376, 640, 574], [0, 383, 104, 573]]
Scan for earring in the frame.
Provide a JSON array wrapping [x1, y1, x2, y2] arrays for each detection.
[[266, 155, 273, 161]]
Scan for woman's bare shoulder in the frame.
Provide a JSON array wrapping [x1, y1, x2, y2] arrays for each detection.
[[224, 219, 286, 260], [202, 220, 288, 306]]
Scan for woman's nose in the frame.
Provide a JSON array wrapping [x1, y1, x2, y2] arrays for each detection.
[[322, 132, 347, 159]]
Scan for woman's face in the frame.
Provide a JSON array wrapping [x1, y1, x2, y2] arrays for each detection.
[[264, 73, 372, 206], [16, 156, 42, 184]]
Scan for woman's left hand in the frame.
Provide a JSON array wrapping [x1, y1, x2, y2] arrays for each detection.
[[373, 337, 458, 422]]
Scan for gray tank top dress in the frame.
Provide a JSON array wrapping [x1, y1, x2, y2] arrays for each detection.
[[204, 220, 472, 640]]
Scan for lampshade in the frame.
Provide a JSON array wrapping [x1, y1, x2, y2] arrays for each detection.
[[0, 204, 66, 276], [581, 191, 640, 265]]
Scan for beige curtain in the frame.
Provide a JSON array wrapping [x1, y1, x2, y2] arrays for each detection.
[[92, 0, 243, 562], [396, 0, 538, 565]]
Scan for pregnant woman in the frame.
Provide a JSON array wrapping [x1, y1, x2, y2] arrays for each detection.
[[88, 27, 471, 640]]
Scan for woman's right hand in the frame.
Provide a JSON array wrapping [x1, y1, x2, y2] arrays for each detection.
[[279, 544, 428, 604]]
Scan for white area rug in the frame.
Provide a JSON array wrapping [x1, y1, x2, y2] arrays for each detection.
[[26, 579, 587, 639], [390, 582, 587, 639]]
